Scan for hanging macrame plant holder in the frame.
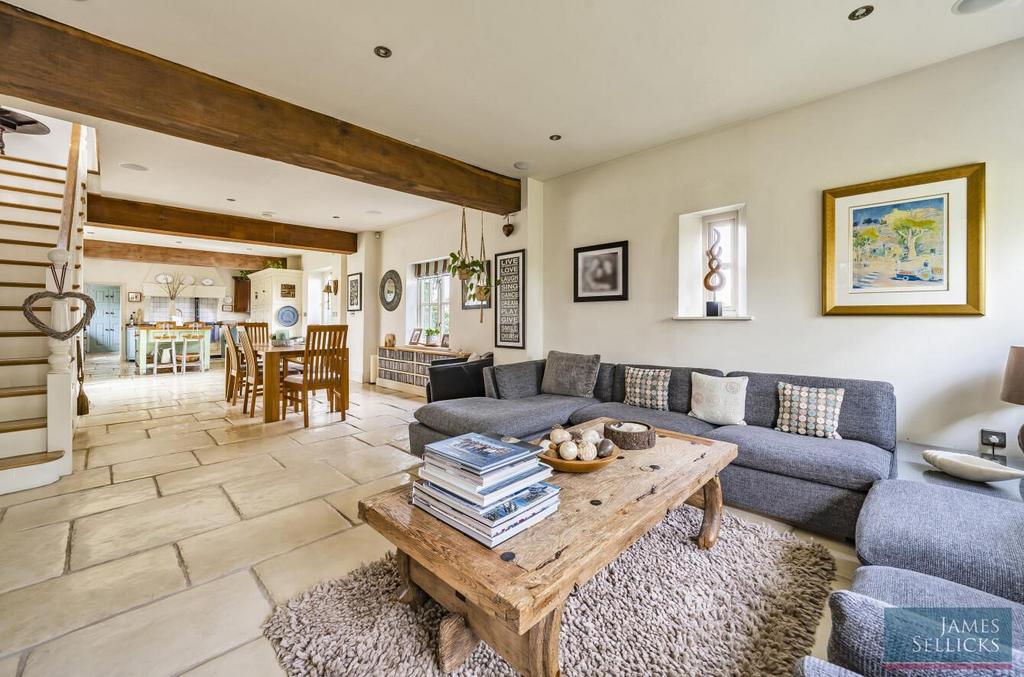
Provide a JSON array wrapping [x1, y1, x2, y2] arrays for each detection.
[[474, 211, 490, 323], [456, 207, 472, 280]]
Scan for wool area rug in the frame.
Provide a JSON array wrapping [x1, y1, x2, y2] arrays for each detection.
[[264, 505, 835, 676]]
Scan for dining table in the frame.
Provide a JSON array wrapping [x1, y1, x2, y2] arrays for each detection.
[[253, 343, 349, 423]]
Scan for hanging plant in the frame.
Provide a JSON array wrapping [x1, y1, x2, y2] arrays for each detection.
[[448, 206, 482, 281]]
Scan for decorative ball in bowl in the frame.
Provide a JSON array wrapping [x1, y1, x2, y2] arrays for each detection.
[[603, 420, 656, 450], [537, 425, 618, 473]]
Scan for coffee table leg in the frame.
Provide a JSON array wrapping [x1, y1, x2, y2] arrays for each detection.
[[395, 550, 426, 606], [524, 604, 563, 677], [438, 614, 480, 672], [697, 475, 723, 550]]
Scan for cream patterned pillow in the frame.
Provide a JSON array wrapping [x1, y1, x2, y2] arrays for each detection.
[[623, 367, 671, 411], [775, 382, 845, 439], [688, 373, 747, 425]]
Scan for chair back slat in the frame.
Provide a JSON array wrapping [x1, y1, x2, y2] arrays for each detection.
[[238, 328, 260, 384], [240, 322, 269, 346], [224, 328, 240, 377], [302, 325, 347, 389]]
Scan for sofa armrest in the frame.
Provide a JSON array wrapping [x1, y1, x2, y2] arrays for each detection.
[[427, 357, 494, 403], [482, 366, 499, 398]]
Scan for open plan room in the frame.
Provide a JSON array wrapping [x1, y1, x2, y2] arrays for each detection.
[[0, 1, 1023, 675]]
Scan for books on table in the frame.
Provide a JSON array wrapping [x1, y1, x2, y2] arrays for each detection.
[[413, 433, 559, 547]]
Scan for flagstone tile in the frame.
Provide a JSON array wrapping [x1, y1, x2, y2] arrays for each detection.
[[324, 445, 421, 484], [0, 546, 185, 656], [269, 436, 370, 468], [350, 414, 407, 431], [2, 479, 156, 532], [222, 464, 355, 518], [70, 487, 239, 570], [287, 421, 361, 445], [183, 639, 284, 677], [156, 455, 282, 495], [73, 427, 149, 450], [208, 419, 305, 445], [0, 655, 17, 677], [353, 424, 409, 447], [179, 500, 348, 584], [147, 417, 231, 437], [0, 523, 68, 594], [146, 402, 225, 420], [193, 435, 301, 465], [78, 410, 151, 428], [88, 431, 216, 467], [107, 414, 197, 432], [254, 525, 394, 603], [324, 473, 412, 524], [22, 572, 268, 677], [111, 452, 199, 483], [0, 467, 110, 510]]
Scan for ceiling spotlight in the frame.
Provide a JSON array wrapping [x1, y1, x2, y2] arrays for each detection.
[[119, 162, 148, 171], [951, 0, 1017, 13], [260, 211, 275, 218], [175, 240, 183, 244], [226, 197, 236, 202], [513, 161, 531, 171], [374, 45, 393, 58], [332, 215, 340, 219], [365, 209, 382, 215], [548, 134, 562, 141], [848, 5, 874, 20]]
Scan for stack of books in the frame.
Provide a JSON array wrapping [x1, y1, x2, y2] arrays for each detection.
[[413, 432, 559, 548]]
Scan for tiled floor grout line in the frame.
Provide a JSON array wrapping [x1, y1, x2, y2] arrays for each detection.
[[247, 567, 279, 611], [172, 542, 192, 587], [218, 484, 245, 519], [15, 650, 27, 677], [61, 520, 74, 575]]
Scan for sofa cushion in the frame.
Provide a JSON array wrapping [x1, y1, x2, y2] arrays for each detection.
[[541, 350, 601, 398], [623, 367, 671, 411], [856, 480, 1024, 604], [689, 372, 748, 425], [612, 365, 724, 414], [852, 566, 1024, 649], [704, 425, 892, 491], [728, 371, 896, 451], [568, 402, 715, 436], [828, 590, 1024, 675], [776, 382, 844, 439], [414, 394, 595, 439], [594, 363, 616, 402], [492, 360, 545, 399]]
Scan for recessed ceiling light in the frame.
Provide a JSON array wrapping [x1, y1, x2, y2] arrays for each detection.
[[85, 230, 94, 235], [332, 215, 340, 219], [848, 5, 874, 20], [175, 240, 183, 244], [951, 0, 1016, 13], [513, 161, 531, 171], [119, 162, 148, 171], [247, 247, 254, 252], [548, 134, 562, 141], [365, 209, 382, 215], [226, 197, 236, 202], [260, 211, 275, 218], [374, 45, 392, 58]]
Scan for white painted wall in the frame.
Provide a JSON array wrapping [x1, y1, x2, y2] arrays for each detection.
[[543, 39, 1024, 456], [345, 232, 381, 382]]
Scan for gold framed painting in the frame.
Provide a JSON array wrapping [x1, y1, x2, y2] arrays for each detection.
[[822, 163, 984, 316]]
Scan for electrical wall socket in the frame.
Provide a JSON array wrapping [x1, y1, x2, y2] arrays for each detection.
[[981, 429, 1006, 448]]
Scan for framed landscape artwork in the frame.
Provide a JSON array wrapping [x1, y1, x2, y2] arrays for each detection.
[[494, 249, 526, 349], [347, 272, 362, 312], [573, 241, 629, 302], [822, 163, 984, 316], [127, 291, 142, 303]]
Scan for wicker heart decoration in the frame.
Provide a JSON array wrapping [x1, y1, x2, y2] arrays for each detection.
[[21, 291, 97, 341]]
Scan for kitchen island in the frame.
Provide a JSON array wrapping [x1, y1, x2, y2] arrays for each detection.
[[131, 326, 213, 375]]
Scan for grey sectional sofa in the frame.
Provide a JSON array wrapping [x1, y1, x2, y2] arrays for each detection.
[[410, 357, 897, 540]]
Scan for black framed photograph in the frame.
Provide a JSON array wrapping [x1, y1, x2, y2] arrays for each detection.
[[347, 272, 362, 312], [221, 304, 233, 312], [461, 261, 492, 310], [440, 333, 450, 348], [127, 291, 142, 303], [573, 241, 629, 302], [408, 328, 422, 345], [494, 249, 526, 349]]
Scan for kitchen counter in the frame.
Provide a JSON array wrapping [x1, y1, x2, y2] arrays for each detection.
[[129, 326, 213, 375]]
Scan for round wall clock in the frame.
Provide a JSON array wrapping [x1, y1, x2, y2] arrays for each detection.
[[379, 270, 402, 312], [276, 305, 299, 327]]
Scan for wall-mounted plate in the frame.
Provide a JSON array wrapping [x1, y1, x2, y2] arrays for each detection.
[[277, 305, 299, 328], [154, 273, 172, 284], [201, 278, 214, 286]]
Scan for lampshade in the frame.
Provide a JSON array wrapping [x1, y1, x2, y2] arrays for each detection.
[[1000, 346, 1024, 405]]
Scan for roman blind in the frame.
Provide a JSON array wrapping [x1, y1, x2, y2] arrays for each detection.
[[414, 258, 450, 278]]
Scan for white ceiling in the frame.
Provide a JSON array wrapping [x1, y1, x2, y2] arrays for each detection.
[[84, 226, 311, 259], [11, 0, 1024, 185]]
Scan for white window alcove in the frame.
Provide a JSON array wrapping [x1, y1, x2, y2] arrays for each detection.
[[676, 203, 751, 320]]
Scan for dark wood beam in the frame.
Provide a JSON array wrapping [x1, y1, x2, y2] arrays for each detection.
[[84, 240, 288, 270], [87, 195, 357, 254], [0, 3, 522, 215]]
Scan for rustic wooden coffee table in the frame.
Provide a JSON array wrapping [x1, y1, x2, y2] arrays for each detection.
[[359, 417, 737, 676]]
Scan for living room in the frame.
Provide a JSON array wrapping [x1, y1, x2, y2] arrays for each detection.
[[0, 2, 1022, 676]]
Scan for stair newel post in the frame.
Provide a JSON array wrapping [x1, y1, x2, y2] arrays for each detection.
[[44, 249, 75, 463]]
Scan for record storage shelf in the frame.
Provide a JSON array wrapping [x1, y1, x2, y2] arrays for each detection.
[[376, 345, 468, 395]]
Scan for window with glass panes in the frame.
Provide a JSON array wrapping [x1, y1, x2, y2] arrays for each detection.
[[417, 275, 450, 334]]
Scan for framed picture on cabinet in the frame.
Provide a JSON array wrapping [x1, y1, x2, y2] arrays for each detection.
[[440, 333, 450, 348], [409, 328, 423, 345]]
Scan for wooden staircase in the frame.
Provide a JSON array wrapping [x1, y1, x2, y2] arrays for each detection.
[[0, 125, 87, 495]]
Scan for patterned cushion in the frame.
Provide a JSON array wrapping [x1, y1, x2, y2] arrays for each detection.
[[776, 382, 844, 439], [623, 367, 671, 411], [688, 372, 747, 425]]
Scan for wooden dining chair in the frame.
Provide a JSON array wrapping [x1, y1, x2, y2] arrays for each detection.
[[281, 325, 348, 427], [240, 322, 269, 347], [238, 328, 265, 418], [223, 328, 245, 405]]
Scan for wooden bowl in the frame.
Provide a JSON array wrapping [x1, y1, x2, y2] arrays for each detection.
[[540, 448, 617, 473], [604, 421, 656, 450]]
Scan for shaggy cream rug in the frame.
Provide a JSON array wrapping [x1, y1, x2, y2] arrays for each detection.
[[264, 505, 835, 676]]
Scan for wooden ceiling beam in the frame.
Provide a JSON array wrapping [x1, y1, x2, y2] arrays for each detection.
[[84, 240, 288, 270], [87, 194, 358, 254], [0, 3, 521, 215]]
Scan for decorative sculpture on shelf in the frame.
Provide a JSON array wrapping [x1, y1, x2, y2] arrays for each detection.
[[702, 228, 726, 317]]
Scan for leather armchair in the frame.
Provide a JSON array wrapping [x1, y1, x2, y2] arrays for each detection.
[[426, 355, 494, 402]]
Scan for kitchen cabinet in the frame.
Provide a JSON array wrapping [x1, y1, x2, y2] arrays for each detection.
[[247, 269, 304, 337], [233, 276, 251, 313]]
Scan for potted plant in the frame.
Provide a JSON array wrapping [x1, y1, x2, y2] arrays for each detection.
[[448, 251, 486, 281], [424, 327, 441, 346], [469, 275, 500, 302]]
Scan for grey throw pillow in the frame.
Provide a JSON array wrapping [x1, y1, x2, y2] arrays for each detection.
[[493, 360, 545, 399], [540, 350, 601, 398]]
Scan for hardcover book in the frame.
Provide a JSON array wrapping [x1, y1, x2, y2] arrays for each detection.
[[414, 480, 560, 527], [424, 433, 542, 474]]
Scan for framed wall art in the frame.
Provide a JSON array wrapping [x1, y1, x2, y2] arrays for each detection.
[[494, 249, 526, 349], [127, 291, 142, 303], [461, 261, 492, 310], [408, 327, 423, 345], [822, 163, 984, 316], [221, 304, 233, 312], [573, 241, 629, 302], [347, 272, 362, 312]]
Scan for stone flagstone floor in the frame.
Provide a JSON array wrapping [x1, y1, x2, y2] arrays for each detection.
[[0, 359, 854, 676]]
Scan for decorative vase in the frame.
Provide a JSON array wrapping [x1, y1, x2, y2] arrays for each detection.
[[706, 301, 723, 317]]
